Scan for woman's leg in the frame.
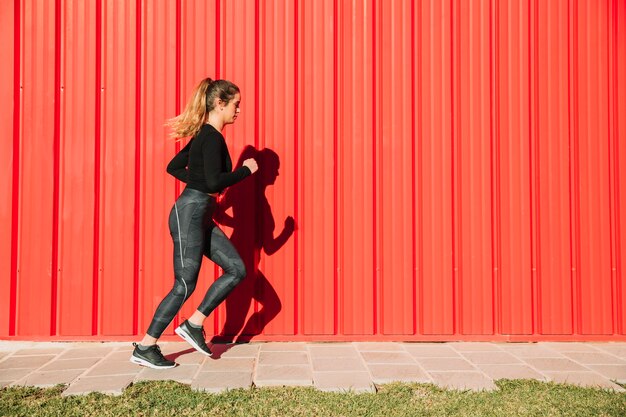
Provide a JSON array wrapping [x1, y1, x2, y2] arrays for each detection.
[[187, 226, 247, 324], [143, 198, 207, 341]]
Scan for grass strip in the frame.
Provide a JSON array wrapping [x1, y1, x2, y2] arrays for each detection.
[[1, 379, 625, 417]]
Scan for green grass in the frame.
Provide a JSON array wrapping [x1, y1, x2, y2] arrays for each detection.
[[1, 380, 625, 417]]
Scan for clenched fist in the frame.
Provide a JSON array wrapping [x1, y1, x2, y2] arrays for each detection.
[[243, 158, 258, 174]]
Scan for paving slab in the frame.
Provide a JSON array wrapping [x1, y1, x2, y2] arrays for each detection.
[[560, 352, 626, 365], [429, 371, 498, 391], [538, 342, 603, 353], [496, 344, 564, 358], [449, 342, 502, 352], [62, 374, 135, 396], [39, 357, 101, 371], [200, 357, 255, 372], [311, 356, 367, 372], [459, 351, 522, 365], [414, 357, 476, 371], [589, 343, 626, 358], [169, 351, 208, 365], [367, 364, 432, 384], [360, 351, 416, 364], [215, 343, 260, 358], [521, 358, 590, 372], [258, 351, 309, 365], [107, 350, 138, 362], [0, 355, 56, 370], [313, 371, 375, 393], [254, 364, 313, 387], [476, 364, 547, 381], [259, 342, 307, 352], [13, 369, 84, 387], [0, 368, 35, 382], [585, 364, 626, 383], [404, 344, 461, 357], [543, 371, 625, 391], [192, 371, 252, 393], [135, 364, 198, 384], [57, 347, 115, 360], [12, 348, 66, 356], [354, 342, 405, 352], [86, 360, 141, 377], [308, 344, 359, 357]]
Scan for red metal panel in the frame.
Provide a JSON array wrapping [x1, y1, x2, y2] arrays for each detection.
[[178, 0, 219, 336], [457, 0, 494, 335], [17, 0, 57, 336], [137, 0, 177, 338], [1, 0, 625, 341], [617, 0, 626, 335], [576, 0, 613, 335], [57, 0, 96, 335], [299, 0, 335, 335], [419, 0, 454, 335], [497, 0, 533, 335], [338, 0, 375, 335], [216, 0, 259, 340], [536, 0, 573, 334], [0, 0, 15, 336], [99, 0, 137, 335], [257, 0, 297, 337], [378, 0, 415, 335]]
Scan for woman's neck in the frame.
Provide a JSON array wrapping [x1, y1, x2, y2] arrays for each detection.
[[206, 113, 224, 132]]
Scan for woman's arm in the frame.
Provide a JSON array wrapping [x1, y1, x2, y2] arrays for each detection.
[[202, 136, 251, 193], [166, 139, 192, 182]]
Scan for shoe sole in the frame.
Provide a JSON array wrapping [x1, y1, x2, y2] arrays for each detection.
[[130, 355, 176, 369], [175, 326, 213, 356]]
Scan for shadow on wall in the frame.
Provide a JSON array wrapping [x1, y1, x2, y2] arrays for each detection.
[[211, 145, 295, 343]]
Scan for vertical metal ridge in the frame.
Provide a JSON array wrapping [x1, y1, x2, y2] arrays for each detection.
[[371, 0, 378, 335], [490, 0, 500, 336], [612, 0, 624, 335], [333, 0, 339, 335], [173, 0, 181, 199], [568, 0, 581, 335], [451, 0, 458, 334], [411, 0, 417, 335], [255, 0, 259, 152], [608, 0, 618, 334], [50, 0, 61, 336], [9, 0, 21, 337], [415, 0, 423, 336], [132, 0, 142, 336], [213, 0, 221, 334], [530, 0, 539, 335], [254, 0, 261, 328], [216, 0, 220, 78], [93, 0, 102, 336], [293, 0, 299, 336]]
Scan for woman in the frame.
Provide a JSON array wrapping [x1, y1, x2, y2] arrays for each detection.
[[131, 78, 258, 369]]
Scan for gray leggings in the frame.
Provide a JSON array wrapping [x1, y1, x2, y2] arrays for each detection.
[[146, 187, 246, 338]]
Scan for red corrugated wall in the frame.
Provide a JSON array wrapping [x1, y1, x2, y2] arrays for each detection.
[[0, 0, 625, 341]]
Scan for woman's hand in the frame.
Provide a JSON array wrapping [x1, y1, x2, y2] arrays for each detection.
[[243, 158, 258, 174]]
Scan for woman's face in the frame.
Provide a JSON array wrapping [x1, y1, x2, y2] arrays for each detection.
[[222, 93, 241, 124]]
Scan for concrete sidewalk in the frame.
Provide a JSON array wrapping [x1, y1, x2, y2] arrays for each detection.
[[0, 341, 624, 396]]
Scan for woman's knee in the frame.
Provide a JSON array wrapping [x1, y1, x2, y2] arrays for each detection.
[[231, 258, 247, 282], [172, 279, 196, 299]]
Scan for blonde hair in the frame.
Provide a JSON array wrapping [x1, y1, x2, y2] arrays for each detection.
[[166, 78, 240, 139]]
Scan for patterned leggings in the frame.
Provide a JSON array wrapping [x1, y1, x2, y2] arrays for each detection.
[[146, 187, 246, 338]]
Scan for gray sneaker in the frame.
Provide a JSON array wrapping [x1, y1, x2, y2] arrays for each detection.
[[130, 343, 176, 369], [175, 320, 213, 356]]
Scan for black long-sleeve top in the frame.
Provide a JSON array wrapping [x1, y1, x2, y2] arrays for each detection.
[[167, 124, 251, 194]]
